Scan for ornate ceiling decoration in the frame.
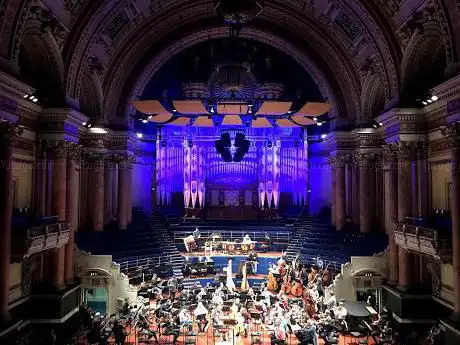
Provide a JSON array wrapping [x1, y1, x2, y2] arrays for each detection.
[[1, 0, 459, 124]]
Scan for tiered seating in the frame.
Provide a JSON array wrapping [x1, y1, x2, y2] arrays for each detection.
[[76, 209, 185, 279], [286, 216, 388, 265]]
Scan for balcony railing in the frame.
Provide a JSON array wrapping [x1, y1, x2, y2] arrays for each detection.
[[393, 222, 452, 261], [12, 221, 70, 260]]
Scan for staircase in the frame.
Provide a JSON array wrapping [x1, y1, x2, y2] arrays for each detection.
[[148, 211, 184, 280]]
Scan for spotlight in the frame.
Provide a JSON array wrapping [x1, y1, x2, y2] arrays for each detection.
[[427, 99, 433, 103], [317, 122, 322, 127], [379, 122, 384, 126], [287, 110, 293, 114], [23, 95, 28, 98], [313, 117, 318, 121], [147, 115, 152, 120], [431, 95, 438, 101], [32, 98, 38, 102], [321, 134, 327, 139], [248, 108, 252, 114], [89, 127, 108, 134], [29, 95, 34, 100], [422, 101, 427, 106], [210, 106, 215, 114], [142, 119, 148, 124], [82, 122, 87, 126], [373, 124, 378, 128], [172, 109, 177, 113], [136, 132, 143, 138], [88, 124, 92, 128]]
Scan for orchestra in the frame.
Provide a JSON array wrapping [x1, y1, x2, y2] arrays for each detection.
[[101, 232, 391, 345]]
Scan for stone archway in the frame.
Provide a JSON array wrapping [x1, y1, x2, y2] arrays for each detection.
[[108, 27, 351, 123]]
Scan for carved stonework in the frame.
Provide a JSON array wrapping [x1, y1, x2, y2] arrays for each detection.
[[28, 6, 67, 49], [441, 123, 460, 148], [354, 152, 380, 168], [426, 258, 441, 298], [82, 151, 106, 168], [395, 141, 417, 161], [87, 55, 105, 77], [0, 121, 23, 144], [381, 143, 398, 163], [46, 140, 69, 159], [67, 142, 82, 161], [114, 152, 136, 168]]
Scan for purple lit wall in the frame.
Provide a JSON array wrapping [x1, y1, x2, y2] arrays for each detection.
[[154, 127, 309, 210]]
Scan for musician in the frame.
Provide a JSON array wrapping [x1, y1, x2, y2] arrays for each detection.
[[197, 288, 206, 300], [194, 301, 209, 332], [248, 250, 259, 273], [296, 319, 318, 345], [271, 318, 287, 345], [112, 321, 127, 345], [333, 301, 348, 331], [178, 308, 193, 331], [168, 276, 178, 300], [243, 234, 252, 244], [262, 233, 273, 252], [193, 226, 200, 238]]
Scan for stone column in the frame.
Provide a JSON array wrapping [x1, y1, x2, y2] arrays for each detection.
[[357, 152, 377, 233], [127, 166, 133, 224], [33, 140, 47, 217], [65, 143, 80, 283], [48, 141, 68, 290], [104, 155, 115, 225], [351, 165, 360, 225], [334, 155, 347, 230], [86, 152, 105, 231], [117, 154, 135, 230], [442, 125, 460, 317], [0, 122, 22, 321], [328, 156, 336, 226], [396, 141, 416, 290], [383, 144, 399, 285]]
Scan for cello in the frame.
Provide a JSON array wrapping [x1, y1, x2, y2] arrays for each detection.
[[291, 278, 303, 297]]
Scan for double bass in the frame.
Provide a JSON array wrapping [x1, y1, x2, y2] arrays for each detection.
[[280, 266, 292, 294], [241, 262, 249, 291]]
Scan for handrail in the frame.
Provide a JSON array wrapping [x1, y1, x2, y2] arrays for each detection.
[[118, 256, 173, 274], [394, 222, 439, 240], [173, 230, 291, 243]]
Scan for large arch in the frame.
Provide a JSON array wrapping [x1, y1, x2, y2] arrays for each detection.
[[113, 27, 345, 121], [61, 0, 402, 123]]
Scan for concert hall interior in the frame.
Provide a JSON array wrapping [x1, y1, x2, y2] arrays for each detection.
[[1, 1, 460, 344]]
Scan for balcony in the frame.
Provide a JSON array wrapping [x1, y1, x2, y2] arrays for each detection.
[[393, 221, 452, 262], [12, 219, 70, 260]]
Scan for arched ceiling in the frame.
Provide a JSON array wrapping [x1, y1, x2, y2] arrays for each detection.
[[1, 0, 459, 124]]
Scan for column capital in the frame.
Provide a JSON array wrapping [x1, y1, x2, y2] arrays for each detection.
[[394, 141, 418, 161], [83, 151, 105, 164], [0, 121, 23, 143], [354, 152, 380, 168], [67, 142, 82, 161], [328, 153, 353, 168], [381, 143, 399, 163], [46, 140, 70, 159], [441, 123, 460, 149], [113, 152, 136, 168]]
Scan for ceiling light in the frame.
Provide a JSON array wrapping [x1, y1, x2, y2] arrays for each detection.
[[136, 132, 143, 138], [89, 127, 108, 134], [427, 99, 433, 103], [23, 95, 28, 98], [313, 117, 318, 121], [379, 122, 383, 126], [88, 124, 92, 128], [173, 109, 177, 113], [317, 122, 322, 127], [29, 95, 34, 100], [32, 98, 38, 102], [147, 115, 152, 120], [431, 95, 438, 101], [210, 106, 215, 114], [142, 119, 148, 124], [422, 101, 427, 105], [82, 122, 87, 126], [287, 110, 293, 114], [321, 134, 327, 139]]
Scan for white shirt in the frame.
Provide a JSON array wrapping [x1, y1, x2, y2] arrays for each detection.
[[194, 302, 208, 316]]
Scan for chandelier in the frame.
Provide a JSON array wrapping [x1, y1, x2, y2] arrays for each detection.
[[214, 0, 264, 37]]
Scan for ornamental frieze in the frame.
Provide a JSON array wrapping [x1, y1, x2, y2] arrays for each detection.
[[46, 140, 70, 159], [0, 121, 23, 143], [441, 123, 460, 148], [28, 5, 68, 49]]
